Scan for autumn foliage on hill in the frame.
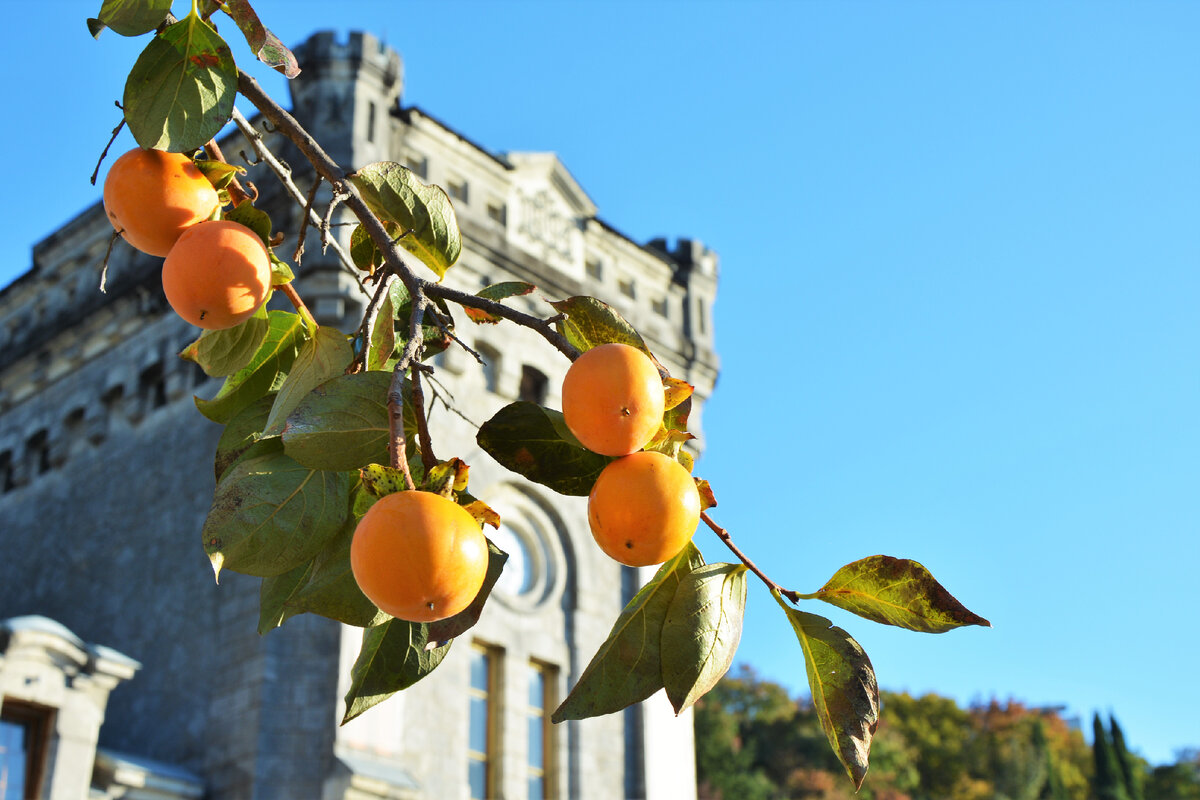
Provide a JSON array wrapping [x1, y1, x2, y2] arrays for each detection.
[[695, 666, 1200, 800]]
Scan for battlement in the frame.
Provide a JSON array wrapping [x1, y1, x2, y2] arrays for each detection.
[[292, 30, 403, 99]]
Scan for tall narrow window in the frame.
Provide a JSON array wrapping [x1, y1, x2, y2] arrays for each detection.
[[25, 431, 49, 477], [1, 702, 51, 800], [0, 451, 13, 493], [518, 366, 548, 406], [366, 101, 377, 143], [526, 662, 557, 800], [468, 645, 500, 800], [447, 178, 469, 205]]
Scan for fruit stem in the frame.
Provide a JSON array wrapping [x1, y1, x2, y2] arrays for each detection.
[[278, 282, 318, 331], [410, 365, 438, 474], [701, 511, 801, 605]]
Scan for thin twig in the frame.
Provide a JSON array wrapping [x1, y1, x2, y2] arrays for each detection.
[[701, 511, 801, 604], [425, 283, 580, 361], [410, 366, 437, 474], [387, 396, 416, 492], [321, 190, 347, 255], [91, 109, 126, 186], [229, 105, 362, 287], [294, 175, 322, 264], [353, 272, 397, 372]]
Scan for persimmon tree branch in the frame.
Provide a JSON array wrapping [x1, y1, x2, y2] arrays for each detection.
[[235, 73, 581, 362], [701, 511, 800, 604], [229, 106, 360, 285]]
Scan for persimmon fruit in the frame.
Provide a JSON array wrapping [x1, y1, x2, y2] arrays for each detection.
[[562, 342, 665, 457], [161, 220, 272, 330], [588, 450, 701, 567], [103, 147, 219, 257], [350, 490, 489, 623]]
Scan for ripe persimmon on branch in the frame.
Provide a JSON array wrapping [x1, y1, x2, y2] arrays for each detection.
[[87, 0, 991, 789]]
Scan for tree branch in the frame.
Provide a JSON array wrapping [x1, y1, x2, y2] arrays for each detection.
[[229, 105, 361, 286], [701, 511, 800, 604]]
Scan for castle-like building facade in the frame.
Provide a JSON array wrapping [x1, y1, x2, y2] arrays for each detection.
[[0, 32, 718, 800]]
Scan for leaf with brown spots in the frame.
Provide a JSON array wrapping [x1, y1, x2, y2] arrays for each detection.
[[803, 555, 990, 634], [476, 401, 612, 496]]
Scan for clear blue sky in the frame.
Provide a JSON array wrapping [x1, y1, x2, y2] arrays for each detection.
[[7, 0, 1198, 766]]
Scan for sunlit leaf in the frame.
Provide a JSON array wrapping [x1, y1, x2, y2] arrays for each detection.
[[264, 326, 353, 434], [661, 562, 748, 715], [552, 543, 705, 722], [202, 449, 351, 579], [180, 305, 270, 377], [805, 555, 991, 634], [463, 281, 537, 324], [663, 377, 694, 412], [348, 162, 462, 279], [774, 592, 879, 790], [549, 296, 649, 355], [342, 618, 451, 724], [193, 158, 244, 190], [88, 0, 171, 38], [195, 311, 306, 423], [225, 200, 273, 247], [123, 13, 236, 152], [221, 0, 300, 77], [477, 402, 613, 496]]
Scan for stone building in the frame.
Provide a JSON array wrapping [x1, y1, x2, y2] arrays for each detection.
[[0, 31, 719, 800]]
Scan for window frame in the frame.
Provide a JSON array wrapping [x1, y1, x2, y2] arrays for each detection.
[[0, 700, 54, 800]]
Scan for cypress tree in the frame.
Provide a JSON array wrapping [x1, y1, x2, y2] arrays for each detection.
[[1093, 713, 1131, 800], [1110, 715, 1144, 800]]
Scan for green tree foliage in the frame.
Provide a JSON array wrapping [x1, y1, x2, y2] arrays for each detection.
[[1093, 714, 1132, 800], [692, 669, 1192, 800], [1110, 716, 1145, 800], [1146, 750, 1200, 800]]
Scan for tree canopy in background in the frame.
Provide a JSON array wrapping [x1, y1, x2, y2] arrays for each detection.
[[695, 665, 1200, 800]]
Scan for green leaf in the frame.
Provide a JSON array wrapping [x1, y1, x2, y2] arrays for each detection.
[[463, 281, 537, 324], [220, 0, 300, 77], [196, 311, 306, 423], [805, 555, 991, 634], [282, 371, 409, 472], [202, 449, 351, 579], [264, 326, 353, 435], [348, 162, 462, 279], [476, 402, 613, 496], [286, 513, 389, 628], [193, 157, 244, 190], [342, 618, 451, 724], [88, 0, 171, 37], [212, 393, 276, 481], [366, 279, 410, 371], [426, 541, 509, 645], [661, 562, 748, 715], [122, 12, 237, 152], [225, 200, 274, 247], [552, 543, 705, 722], [350, 221, 403, 274], [180, 305, 270, 377], [258, 560, 312, 634], [773, 593, 879, 790], [549, 296, 650, 355]]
